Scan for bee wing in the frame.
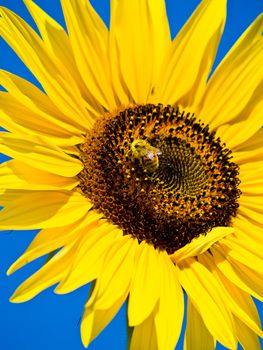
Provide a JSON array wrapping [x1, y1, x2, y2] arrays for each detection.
[[147, 151, 155, 160]]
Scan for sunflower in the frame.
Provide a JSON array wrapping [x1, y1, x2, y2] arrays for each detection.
[[0, 0, 262, 349]]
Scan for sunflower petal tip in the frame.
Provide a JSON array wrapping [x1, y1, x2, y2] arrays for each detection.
[[9, 293, 22, 304], [54, 283, 68, 295], [6, 266, 14, 276], [6, 260, 22, 276]]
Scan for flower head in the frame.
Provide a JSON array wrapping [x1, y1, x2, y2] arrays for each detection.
[[0, 0, 262, 349]]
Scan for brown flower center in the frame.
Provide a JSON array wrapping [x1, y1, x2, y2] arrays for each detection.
[[78, 104, 241, 254]]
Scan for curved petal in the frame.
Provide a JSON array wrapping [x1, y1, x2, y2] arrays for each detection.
[[0, 70, 87, 136], [220, 236, 263, 274], [215, 95, 263, 150], [199, 252, 263, 337], [0, 191, 91, 230], [233, 128, 263, 153], [130, 312, 158, 350], [199, 14, 263, 129], [10, 243, 75, 303], [212, 245, 263, 302], [0, 133, 82, 177], [0, 7, 92, 126], [170, 226, 233, 263], [128, 242, 161, 326], [234, 214, 263, 244], [86, 236, 137, 310], [239, 161, 263, 195], [55, 226, 121, 294], [109, 0, 170, 104], [0, 159, 78, 191], [0, 92, 83, 146], [23, 0, 98, 116], [234, 317, 261, 350], [80, 237, 137, 346], [7, 212, 101, 275], [234, 149, 263, 165], [156, 0, 226, 109], [184, 299, 214, 350], [60, 0, 115, 110], [154, 253, 184, 350], [177, 257, 236, 349], [238, 195, 263, 225], [80, 290, 128, 348]]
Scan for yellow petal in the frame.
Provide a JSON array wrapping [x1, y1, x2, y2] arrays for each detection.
[[199, 252, 263, 337], [130, 313, 158, 350], [199, 14, 263, 129], [184, 299, 214, 350], [60, 0, 115, 110], [220, 236, 263, 274], [232, 126, 263, 165], [212, 245, 263, 302], [177, 258, 236, 349], [238, 195, 263, 225], [0, 70, 87, 137], [155, 253, 184, 350], [233, 127, 263, 153], [234, 316, 261, 350], [0, 133, 82, 177], [80, 290, 128, 348], [0, 7, 92, 127], [128, 242, 161, 326], [0, 93, 83, 146], [55, 226, 121, 294], [87, 236, 137, 310], [239, 161, 263, 195], [81, 237, 137, 346], [109, 0, 170, 104], [215, 98, 263, 150], [0, 191, 91, 230], [10, 243, 75, 303], [223, 257, 263, 302], [234, 214, 263, 243], [233, 146, 263, 166], [170, 226, 233, 263], [7, 212, 101, 275], [156, 0, 226, 109], [23, 0, 95, 115], [0, 159, 78, 191]]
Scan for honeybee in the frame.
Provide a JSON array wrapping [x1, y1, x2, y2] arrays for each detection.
[[130, 139, 161, 173]]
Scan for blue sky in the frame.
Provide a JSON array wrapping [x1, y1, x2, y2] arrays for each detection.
[[0, 1, 263, 349]]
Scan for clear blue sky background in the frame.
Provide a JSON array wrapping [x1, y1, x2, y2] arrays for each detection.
[[0, 1, 263, 349]]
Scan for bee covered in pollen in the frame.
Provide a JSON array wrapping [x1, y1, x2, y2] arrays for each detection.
[[129, 139, 162, 174]]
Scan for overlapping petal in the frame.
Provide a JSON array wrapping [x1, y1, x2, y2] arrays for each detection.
[[109, 0, 170, 104], [7, 212, 102, 275], [170, 226, 233, 263], [184, 299, 214, 350], [177, 257, 237, 349], [0, 70, 87, 137], [0, 159, 78, 191], [128, 242, 161, 326], [199, 14, 263, 131], [0, 1, 262, 350], [80, 237, 137, 346], [56, 225, 122, 294], [0, 6, 92, 126], [10, 243, 75, 303], [154, 254, 184, 350], [60, 0, 115, 111], [0, 133, 82, 177], [0, 190, 91, 230], [156, 0, 226, 109]]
